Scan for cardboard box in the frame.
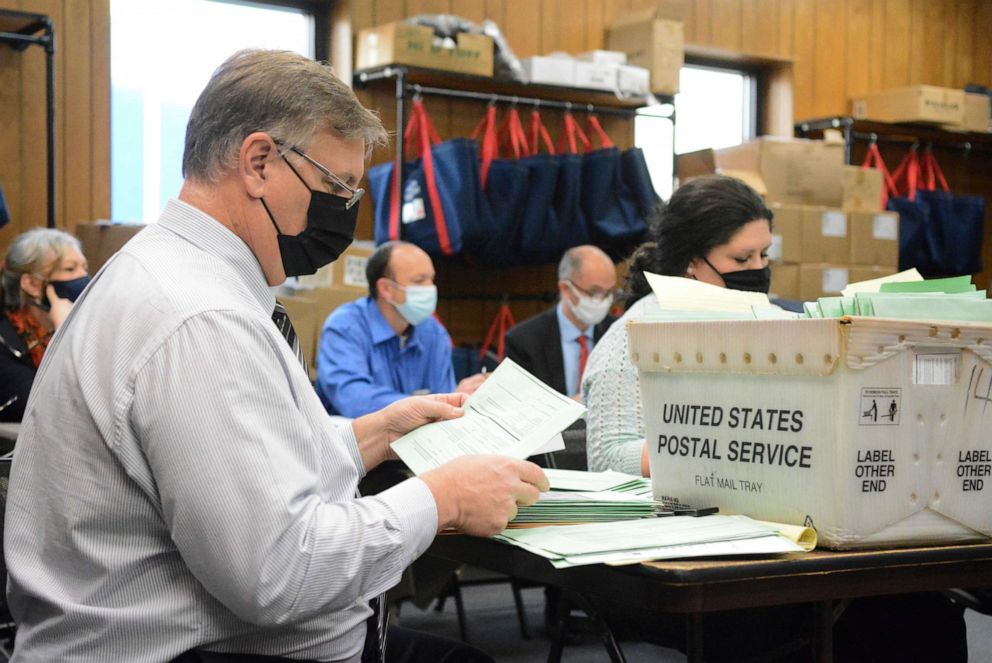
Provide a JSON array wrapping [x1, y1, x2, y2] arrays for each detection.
[[521, 55, 576, 86], [715, 137, 845, 207], [769, 262, 800, 301], [355, 22, 493, 77], [676, 149, 768, 196], [574, 61, 619, 91], [945, 93, 991, 133], [842, 165, 884, 212], [630, 316, 992, 549], [607, 6, 684, 95], [799, 264, 850, 300], [851, 85, 966, 125], [76, 222, 146, 273], [768, 204, 804, 264], [849, 211, 900, 268], [295, 241, 375, 292], [802, 207, 849, 264]]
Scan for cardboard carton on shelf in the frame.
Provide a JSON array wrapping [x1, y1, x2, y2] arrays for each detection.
[[943, 93, 991, 133], [851, 85, 966, 125], [76, 222, 146, 274], [798, 263, 851, 300], [848, 210, 899, 268], [355, 22, 494, 77], [842, 165, 884, 212], [767, 203, 804, 265], [769, 262, 800, 301], [606, 1, 685, 95], [801, 207, 850, 265], [714, 137, 846, 207], [631, 316, 992, 549]]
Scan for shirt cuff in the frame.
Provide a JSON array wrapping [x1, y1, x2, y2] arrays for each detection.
[[375, 477, 439, 568], [620, 439, 647, 477], [341, 422, 366, 479]]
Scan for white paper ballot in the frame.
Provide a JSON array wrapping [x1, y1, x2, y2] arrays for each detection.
[[840, 267, 922, 297], [392, 358, 586, 475], [645, 271, 770, 313]]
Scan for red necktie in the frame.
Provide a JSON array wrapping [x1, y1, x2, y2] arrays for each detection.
[[577, 334, 590, 391]]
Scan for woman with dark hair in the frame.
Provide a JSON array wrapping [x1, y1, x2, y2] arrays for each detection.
[[583, 175, 773, 475], [0, 228, 90, 422], [580, 175, 967, 662]]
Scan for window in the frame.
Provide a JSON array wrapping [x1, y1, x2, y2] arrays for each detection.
[[110, 0, 315, 222], [635, 63, 758, 200]]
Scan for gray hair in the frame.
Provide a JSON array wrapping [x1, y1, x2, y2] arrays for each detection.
[[182, 49, 389, 182], [557, 245, 611, 282], [1, 228, 82, 311]]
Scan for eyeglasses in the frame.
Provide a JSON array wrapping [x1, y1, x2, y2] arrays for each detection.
[[567, 280, 614, 302], [276, 140, 365, 210]]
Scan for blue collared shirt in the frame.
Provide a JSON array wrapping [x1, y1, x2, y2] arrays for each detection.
[[316, 297, 455, 417], [557, 301, 595, 396]]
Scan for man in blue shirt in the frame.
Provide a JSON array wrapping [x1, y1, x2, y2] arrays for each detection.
[[317, 240, 485, 417]]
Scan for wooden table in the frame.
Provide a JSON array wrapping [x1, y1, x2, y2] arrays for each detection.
[[428, 535, 992, 662]]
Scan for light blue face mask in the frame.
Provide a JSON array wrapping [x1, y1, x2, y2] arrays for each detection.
[[392, 283, 438, 327]]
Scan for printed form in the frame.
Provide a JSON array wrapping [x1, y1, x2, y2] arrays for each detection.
[[392, 358, 586, 475]]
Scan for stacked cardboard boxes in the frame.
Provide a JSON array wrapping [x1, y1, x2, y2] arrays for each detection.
[[605, 0, 686, 96]]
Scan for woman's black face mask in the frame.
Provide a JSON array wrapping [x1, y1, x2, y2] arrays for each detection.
[[702, 256, 771, 294], [33, 275, 92, 311]]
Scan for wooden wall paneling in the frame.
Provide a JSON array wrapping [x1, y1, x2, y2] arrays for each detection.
[[921, 0, 947, 85], [881, 0, 912, 88], [375, 0, 406, 25], [601, 0, 629, 38], [938, 0, 958, 88], [738, 0, 757, 55], [406, 0, 451, 16], [868, 0, 886, 91], [710, 0, 741, 52], [18, 0, 56, 232], [693, 0, 713, 45], [352, 0, 374, 29], [484, 0, 504, 25], [812, 0, 846, 117], [455, 0, 486, 22], [751, 0, 780, 59], [790, 0, 814, 123], [952, 0, 974, 90], [584, 0, 605, 51], [0, 10, 23, 248], [63, 0, 91, 229], [907, 0, 926, 85], [558, 0, 587, 54], [501, 0, 541, 58], [90, 0, 110, 223], [974, 0, 992, 86], [538, 0, 557, 54], [845, 0, 872, 102], [683, 0, 696, 42], [775, 0, 793, 59]]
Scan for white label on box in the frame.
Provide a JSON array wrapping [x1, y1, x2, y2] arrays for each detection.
[[821, 211, 848, 238], [913, 353, 959, 385], [872, 214, 898, 241], [822, 268, 849, 293], [858, 388, 901, 426], [768, 234, 783, 262], [401, 198, 426, 224], [342, 255, 368, 288]]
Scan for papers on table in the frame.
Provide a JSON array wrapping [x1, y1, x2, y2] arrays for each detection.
[[508, 490, 667, 527], [840, 267, 922, 297], [496, 514, 811, 568], [543, 468, 644, 492], [392, 358, 586, 475]]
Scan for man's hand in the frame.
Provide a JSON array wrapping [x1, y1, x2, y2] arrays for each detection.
[[46, 285, 74, 330], [352, 393, 468, 470], [455, 372, 488, 395], [421, 455, 549, 537]]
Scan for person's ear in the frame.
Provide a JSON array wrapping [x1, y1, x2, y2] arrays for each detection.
[[20, 272, 43, 299], [558, 280, 574, 303], [239, 132, 277, 199], [685, 259, 701, 278], [377, 277, 395, 302]]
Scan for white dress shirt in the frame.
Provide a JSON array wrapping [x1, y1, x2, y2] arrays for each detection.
[[5, 199, 438, 662]]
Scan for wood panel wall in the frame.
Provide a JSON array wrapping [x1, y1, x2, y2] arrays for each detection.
[[0, 0, 110, 258]]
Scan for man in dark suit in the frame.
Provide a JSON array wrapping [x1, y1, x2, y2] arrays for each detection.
[[506, 245, 617, 398]]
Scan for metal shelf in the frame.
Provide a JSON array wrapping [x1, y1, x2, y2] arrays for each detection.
[[0, 9, 55, 228]]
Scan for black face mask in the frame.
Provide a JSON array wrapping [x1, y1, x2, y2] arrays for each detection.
[[33, 275, 92, 311], [702, 257, 771, 294], [261, 159, 358, 277]]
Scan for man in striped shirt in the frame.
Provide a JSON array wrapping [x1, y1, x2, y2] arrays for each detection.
[[4, 49, 547, 663]]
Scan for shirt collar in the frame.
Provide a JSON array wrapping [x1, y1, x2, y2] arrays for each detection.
[[158, 198, 275, 314], [556, 301, 592, 343]]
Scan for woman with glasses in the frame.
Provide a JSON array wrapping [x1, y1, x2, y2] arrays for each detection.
[[0, 228, 90, 422]]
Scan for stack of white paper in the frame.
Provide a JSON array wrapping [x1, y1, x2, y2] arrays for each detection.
[[509, 490, 667, 527], [645, 272, 771, 313]]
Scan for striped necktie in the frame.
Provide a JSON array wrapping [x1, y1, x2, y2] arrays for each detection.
[[270, 301, 387, 663]]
